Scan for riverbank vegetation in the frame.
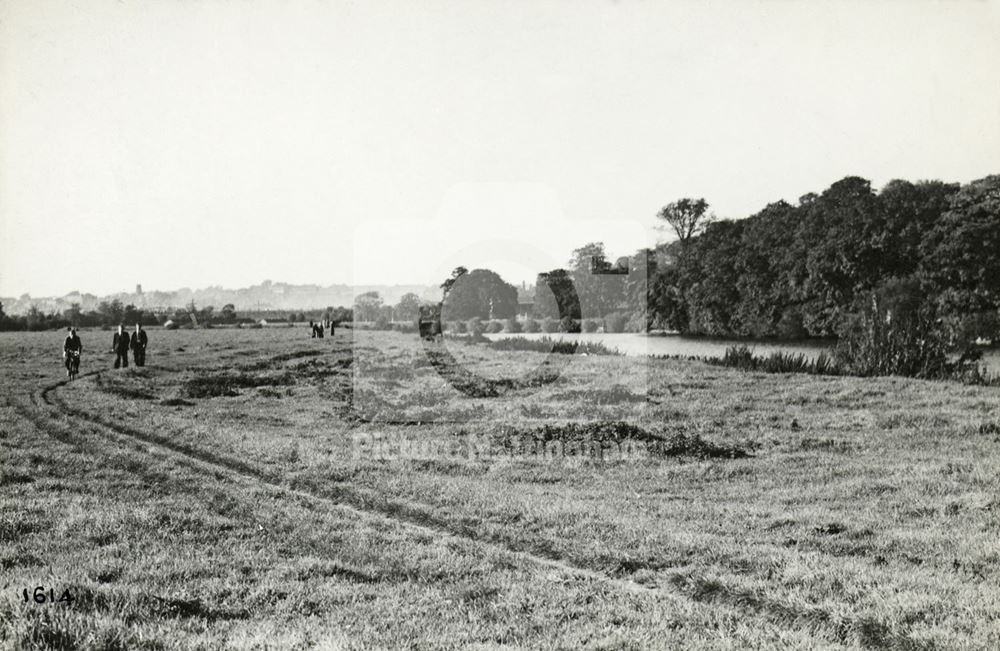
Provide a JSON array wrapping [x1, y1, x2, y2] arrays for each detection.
[[524, 174, 1000, 381]]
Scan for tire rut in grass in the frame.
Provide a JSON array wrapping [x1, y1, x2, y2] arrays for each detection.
[[33, 373, 664, 599], [22, 369, 859, 640]]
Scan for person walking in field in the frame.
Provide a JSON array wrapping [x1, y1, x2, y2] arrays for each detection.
[[130, 324, 148, 367], [63, 327, 82, 378], [112, 324, 130, 368]]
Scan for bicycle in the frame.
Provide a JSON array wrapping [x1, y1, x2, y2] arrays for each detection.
[[65, 349, 81, 380]]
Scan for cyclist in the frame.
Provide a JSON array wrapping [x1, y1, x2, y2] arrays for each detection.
[[63, 327, 82, 377]]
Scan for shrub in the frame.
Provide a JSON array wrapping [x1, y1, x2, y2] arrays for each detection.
[[834, 296, 949, 378], [505, 318, 523, 334], [374, 315, 391, 331], [541, 317, 559, 333], [523, 318, 540, 333], [453, 320, 467, 334], [581, 319, 600, 333], [485, 320, 504, 334], [604, 312, 626, 333]]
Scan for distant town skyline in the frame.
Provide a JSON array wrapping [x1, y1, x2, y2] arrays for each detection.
[[3, 1, 999, 297], [0, 278, 444, 316]]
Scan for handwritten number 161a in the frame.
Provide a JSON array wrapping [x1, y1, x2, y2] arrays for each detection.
[[22, 586, 74, 605]]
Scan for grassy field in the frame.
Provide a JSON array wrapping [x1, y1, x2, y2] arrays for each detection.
[[1, 327, 999, 649]]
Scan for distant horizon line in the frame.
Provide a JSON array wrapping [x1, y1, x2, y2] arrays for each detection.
[[1, 275, 546, 302], [1, 276, 547, 304]]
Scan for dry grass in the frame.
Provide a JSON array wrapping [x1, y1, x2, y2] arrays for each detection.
[[1, 327, 999, 649]]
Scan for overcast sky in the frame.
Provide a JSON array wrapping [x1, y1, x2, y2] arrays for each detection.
[[2, 0, 999, 298]]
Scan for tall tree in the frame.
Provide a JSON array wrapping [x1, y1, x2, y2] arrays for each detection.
[[732, 201, 799, 337], [441, 268, 518, 320], [879, 179, 958, 278], [353, 291, 383, 322], [794, 177, 884, 335], [657, 198, 712, 244], [920, 175, 1000, 323], [676, 220, 745, 335], [97, 299, 125, 326], [441, 267, 469, 294], [394, 292, 422, 321]]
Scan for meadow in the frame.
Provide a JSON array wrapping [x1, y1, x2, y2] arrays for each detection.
[[1, 327, 998, 649]]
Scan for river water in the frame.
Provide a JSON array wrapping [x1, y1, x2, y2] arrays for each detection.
[[484, 332, 1000, 370]]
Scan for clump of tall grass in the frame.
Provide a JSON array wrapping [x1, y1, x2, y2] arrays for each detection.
[[702, 298, 997, 385], [485, 336, 619, 356], [707, 345, 841, 375], [834, 298, 947, 378], [834, 296, 995, 384]]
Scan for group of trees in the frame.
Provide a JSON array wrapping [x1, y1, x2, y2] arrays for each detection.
[[646, 175, 1000, 346], [0, 299, 358, 331], [353, 291, 427, 325], [441, 173, 998, 351], [0, 299, 161, 331]]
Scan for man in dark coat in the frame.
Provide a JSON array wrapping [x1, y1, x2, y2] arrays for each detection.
[[130, 324, 148, 367], [63, 327, 82, 377], [112, 324, 130, 368]]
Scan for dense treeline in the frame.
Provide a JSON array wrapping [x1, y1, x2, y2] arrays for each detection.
[[0, 298, 354, 331], [648, 175, 1000, 346], [0, 300, 161, 331]]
